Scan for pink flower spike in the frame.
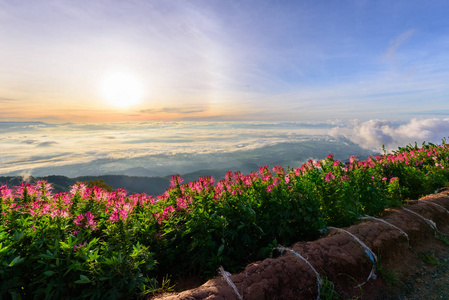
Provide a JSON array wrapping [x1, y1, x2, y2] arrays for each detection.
[[349, 155, 357, 164], [390, 177, 399, 183], [74, 214, 84, 227], [176, 196, 187, 210], [170, 174, 183, 187], [325, 172, 335, 182], [109, 211, 120, 223], [163, 206, 175, 216], [231, 188, 241, 196]]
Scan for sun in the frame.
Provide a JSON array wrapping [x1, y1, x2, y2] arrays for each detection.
[[100, 72, 144, 108]]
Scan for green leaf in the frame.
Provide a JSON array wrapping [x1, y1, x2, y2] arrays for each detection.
[[217, 244, 224, 256], [44, 271, 56, 276], [98, 276, 111, 281], [59, 241, 72, 250], [9, 256, 24, 267], [74, 274, 91, 284], [0, 242, 11, 255]]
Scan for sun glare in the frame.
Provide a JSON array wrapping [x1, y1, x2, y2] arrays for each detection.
[[100, 73, 144, 108]]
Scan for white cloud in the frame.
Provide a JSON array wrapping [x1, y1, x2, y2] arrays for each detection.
[[330, 118, 449, 151], [383, 29, 416, 59]]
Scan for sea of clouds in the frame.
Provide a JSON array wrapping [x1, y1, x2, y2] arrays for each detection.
[[330, 118, 449, 150], [1, 118, 448, 177]]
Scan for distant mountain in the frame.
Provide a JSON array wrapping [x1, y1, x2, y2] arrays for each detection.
[[0, 139, 379, 196], [118, 167, 165, 178], [0, 174, 170, 196], [0, 170, 230, 196]]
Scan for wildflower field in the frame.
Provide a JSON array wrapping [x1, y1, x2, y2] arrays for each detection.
[[1, 142, 449, 299]]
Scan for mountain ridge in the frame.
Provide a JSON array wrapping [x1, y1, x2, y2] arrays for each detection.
[[0, 169, 233, 196]]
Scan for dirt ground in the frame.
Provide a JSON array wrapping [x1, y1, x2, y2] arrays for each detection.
[[151, 189, 449, 300]]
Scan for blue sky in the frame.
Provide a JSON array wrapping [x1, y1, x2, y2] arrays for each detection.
[[0, 0, 449, 122]]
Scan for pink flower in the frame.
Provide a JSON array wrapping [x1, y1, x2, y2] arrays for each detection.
[[242, 176, 253, 187], [176, 196, 187, 210], [259, 165, 269, 175], [74, 211, 97, 230], [119, 209, 128, 220], [74, 241, 87, 250], [35, 180, 53, 196], [115, 188, 127, 200], [262, 174, 272, 183], [163, 206, 175, 216], [74, 214, 84, 227], [272, 165, 285, 175], [170, 174, 183, 187], [0, 185, 13, 201], [85, 211, 96, 227], [224, 171, 234, 182], [70, 182, 87, 196], [109, 210, 120, 223], [109, 207, 130, 223], [349, 155, 357, 164], [325, 172, 335, 182], [231, 188, 241, 196]]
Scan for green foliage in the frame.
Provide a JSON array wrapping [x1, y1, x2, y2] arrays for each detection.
[[418, 251, 441, 267], [375, 253, 402, 287], [85, 179, 113, 191], [0, 140, 448, 298], [320, 275, 338, 300]]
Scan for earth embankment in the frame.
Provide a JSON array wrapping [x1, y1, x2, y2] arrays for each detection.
[[153, 189, 449, 299]]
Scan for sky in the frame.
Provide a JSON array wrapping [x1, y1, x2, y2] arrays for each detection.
[[2, 1, 449, 178], [1, 0, 449, 123]]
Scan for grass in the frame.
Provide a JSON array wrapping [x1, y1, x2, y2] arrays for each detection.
[[375, 252, 402, 287], [418, 251, 441, 267]]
